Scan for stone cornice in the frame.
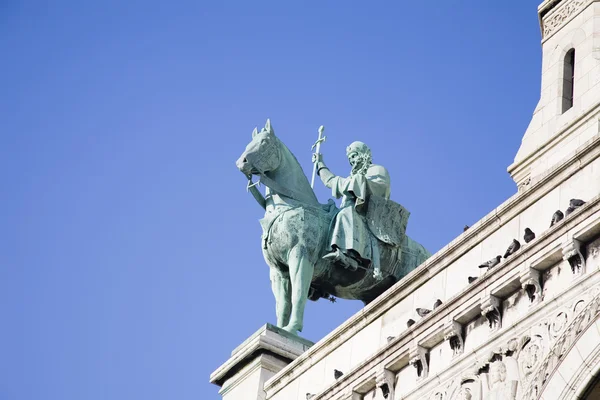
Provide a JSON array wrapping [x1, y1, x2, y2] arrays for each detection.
[[538, 0, 594, 42], [264, 132, 600, 397]]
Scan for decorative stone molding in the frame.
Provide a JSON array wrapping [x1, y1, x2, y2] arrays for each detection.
[[562, 238, 585, 275], [376, 367, 395, 399], [520, 267, 543, 304], [409, 345, 429, 381], [522, 291, 600, 399], [443, 320, 464, 358], [481, 295, 502, 331], [541, 0, 589, 39]]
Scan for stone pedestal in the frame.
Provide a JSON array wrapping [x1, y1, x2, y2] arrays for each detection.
[[210, 323, 313, 400]]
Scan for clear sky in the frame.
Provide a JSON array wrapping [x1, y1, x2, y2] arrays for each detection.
[[1, 1, 543, 399]]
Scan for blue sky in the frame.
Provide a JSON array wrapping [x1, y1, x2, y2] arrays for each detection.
[[1, 1, 542, 399]]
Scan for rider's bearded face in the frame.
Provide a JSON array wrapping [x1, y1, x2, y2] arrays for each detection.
[[348, 152, 361, 168]]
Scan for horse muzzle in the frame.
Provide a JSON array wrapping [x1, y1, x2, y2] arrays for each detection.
[[236, 155, 257, 176]]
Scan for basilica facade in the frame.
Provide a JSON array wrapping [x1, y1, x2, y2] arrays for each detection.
[[211, 1, 600, 399]]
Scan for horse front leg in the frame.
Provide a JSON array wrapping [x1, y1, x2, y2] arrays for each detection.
[[269, 268, 291, 328], [283, 247, 315, 335]]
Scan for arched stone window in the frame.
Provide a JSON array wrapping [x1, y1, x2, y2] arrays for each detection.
[[561, 49, 575, 113]]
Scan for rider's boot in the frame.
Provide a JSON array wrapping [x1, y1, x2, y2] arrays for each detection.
[[323, 248, 360, 271]]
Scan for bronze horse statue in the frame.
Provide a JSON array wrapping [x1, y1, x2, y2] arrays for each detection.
[[236, 120, 430, 334]]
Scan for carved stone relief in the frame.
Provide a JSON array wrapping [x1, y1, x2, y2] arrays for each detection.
[[409, 345, 429, 381], [447, 376, 481, 400], [562, 239, 586, 275], [549, 311, 569, 339], [518, 335, 545, 383], [376, 367, 395, 400], [481, 360, 519, 400], [444, 321, 464, 358], [542, 0, 588, 38], [481, 296, 502, 331], [520, 268, 542, 304], [522, 291, 600, 400]]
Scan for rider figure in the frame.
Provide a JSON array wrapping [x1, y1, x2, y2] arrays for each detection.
[[313, 141, 391, 272]]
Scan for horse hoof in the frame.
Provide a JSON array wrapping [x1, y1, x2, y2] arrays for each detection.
[[282, 324, 301, 336]]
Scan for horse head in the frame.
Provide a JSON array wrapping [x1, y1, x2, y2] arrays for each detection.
[[236, 119, 282, 178]]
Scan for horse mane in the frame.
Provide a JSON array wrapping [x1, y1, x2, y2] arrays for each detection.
[[269, 136, 320, 206]]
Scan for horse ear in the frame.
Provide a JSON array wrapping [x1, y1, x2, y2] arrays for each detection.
[[265, 118, 274, 135], [252, 127, 258, 138]]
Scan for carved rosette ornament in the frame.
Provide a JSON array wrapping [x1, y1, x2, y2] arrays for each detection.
[[409, 345, 429, 381], [518, 335, 545, 383], [522, 292, 600, 400], [549, 311, 568, 339], [541, 0, 589, 39], [376, 367, 395, 399], [481, 296, 502, 331], [562, 238, 586, 275], [444, 320, 464, 357]]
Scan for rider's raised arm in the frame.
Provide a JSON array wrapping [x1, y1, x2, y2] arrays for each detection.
[[316, 157, 345, 199]]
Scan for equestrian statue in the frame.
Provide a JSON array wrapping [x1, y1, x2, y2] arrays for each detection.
[[236, 119, 430, 335]]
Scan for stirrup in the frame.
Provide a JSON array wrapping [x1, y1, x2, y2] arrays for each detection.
[[323, 249, 360, 271], [322, 248, 342, 262]]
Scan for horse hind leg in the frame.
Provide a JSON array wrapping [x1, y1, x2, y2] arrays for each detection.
[[269, 268, 291, 328], [284, 246, 315, 335]]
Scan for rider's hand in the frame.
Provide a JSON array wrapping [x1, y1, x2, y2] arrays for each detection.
[[312, 153, 323, 163]]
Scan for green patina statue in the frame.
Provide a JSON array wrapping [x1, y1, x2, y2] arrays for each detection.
[[236, 119, 430, 335]]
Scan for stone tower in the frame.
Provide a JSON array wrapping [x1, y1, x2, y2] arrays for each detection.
[[212, 1, 600, 399], [509, 0, 600, 190]]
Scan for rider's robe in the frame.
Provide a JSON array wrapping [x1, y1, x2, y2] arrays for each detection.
[[322, 164, 391, 265]]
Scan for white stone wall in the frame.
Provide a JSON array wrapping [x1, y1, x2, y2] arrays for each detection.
[[510, 0, 600, 188]]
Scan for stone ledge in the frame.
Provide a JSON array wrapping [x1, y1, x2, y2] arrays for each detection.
[[313, 273, 600, 400], [265, 196, 600, 399]]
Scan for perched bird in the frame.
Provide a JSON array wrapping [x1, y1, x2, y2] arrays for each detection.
[[407, 319, 416, 328], [387, 336, 395, 343], [479, 255, 502, 269], [463, 225, 470, 232], [570, 198, 585, 208], [504, 239, 521, 259], [524, 228, 536, 243], [550, 210, 564, 227], [416, 308, 431, 317], [433, 299, 443, 309], [334, 369, 344, 379], [565, 206, 576, 217], [468, 276, 477, 284], [306, 394, 315, 400]]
